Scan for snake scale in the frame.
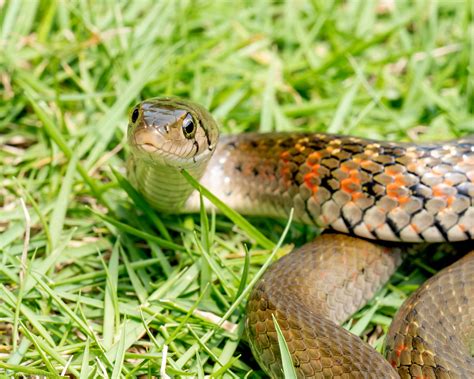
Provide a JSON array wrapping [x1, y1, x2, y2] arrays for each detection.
[[127, 97, 474, 378]]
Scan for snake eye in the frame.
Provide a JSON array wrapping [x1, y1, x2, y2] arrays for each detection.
[[182, 114, 196, 139], [131, 107, 140, 124]]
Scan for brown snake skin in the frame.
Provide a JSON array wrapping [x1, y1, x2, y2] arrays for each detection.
[[246, 235, 474, 378], [128, 99, 474, 378], [194, 133, 474, 243], [202, 133, 474, 378]]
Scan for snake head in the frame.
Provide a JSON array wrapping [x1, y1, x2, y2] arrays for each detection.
[[128, 97, 219, 168]]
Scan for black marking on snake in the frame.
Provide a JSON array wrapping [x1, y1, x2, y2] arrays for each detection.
[[199, 120, 212, 150], [303, 197, 320, 226], [234, 163, 243, 173], [278, 138, 297, 149], [385, 216, 402, 240], [456, 185, 471, 198], [409, 209, 427, 242], [341, 212, 355, 235], [249, 140, 259, 148], [362, 181, 381, 198], [410, 186, 429, 208], [192, 140, 200, 163], [433, 219, 449, 242], [456, 207, 469, 219]]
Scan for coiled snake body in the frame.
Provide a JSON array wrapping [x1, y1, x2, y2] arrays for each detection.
[[127, 98, 474, 378]]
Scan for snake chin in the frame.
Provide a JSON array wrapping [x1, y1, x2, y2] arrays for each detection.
[[139, 143, 158, 153], [131, 142, 213, 170]]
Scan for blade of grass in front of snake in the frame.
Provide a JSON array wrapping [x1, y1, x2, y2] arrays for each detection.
[[219, 208, 294, 327], [233, 244, 251, 302], [272, 314, 298, 379], [181, 169, 275, 250]]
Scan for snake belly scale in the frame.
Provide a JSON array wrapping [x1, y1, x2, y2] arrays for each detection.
[[127, 97, 474, 378]]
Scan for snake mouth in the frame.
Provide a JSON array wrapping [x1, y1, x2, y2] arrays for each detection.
[[134, 129, 162, 153], [131, 127, 211, 168]]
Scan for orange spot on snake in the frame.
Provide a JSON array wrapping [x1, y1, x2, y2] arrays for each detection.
[[341, 170, 361, 194], [386, 182, 409, 204], [394, 344, 407, 357], [386, 183, 399, 195], [279, 165, 292, 190], [394, 173, 406, 186], [341, 178, 356, 193], [304, 172, 319, 193], [341, 164, 351, 173], [306, 151, 321, 166], [398, 196, 410, 204], [433, 185, 445, 197], [360, 160, 370, 169], [280, 151, 290, 162], [385, 166, 399, 175], [351, 192, 364, 201], [430, 184, 457, 209]]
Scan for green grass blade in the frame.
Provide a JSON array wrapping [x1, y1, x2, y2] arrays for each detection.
[[49, 152, 78, 249], [0, 361, 62, 377], [103, 241, 120, 349], [272, 314, 297, 379], [93, 211, 185, 251], [181, 169, 274, 249], [111, 321, 127, 378], [79, 339, 91, 379]]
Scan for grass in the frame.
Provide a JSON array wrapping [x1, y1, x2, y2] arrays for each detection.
[[0, 0, 473, 377]]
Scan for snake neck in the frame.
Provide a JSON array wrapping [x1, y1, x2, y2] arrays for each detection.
[[127, 155, 209, 213]]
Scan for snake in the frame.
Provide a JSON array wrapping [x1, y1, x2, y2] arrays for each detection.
[[126, 97, 474, 378]]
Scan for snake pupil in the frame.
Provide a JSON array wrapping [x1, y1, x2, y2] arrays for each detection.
[[131, 108, 139, 123]]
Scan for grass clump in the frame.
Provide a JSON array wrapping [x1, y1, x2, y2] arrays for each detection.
[[1, 1, 473, 377]]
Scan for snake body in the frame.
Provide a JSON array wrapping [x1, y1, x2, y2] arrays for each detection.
[[127, 98, 474, 378]]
